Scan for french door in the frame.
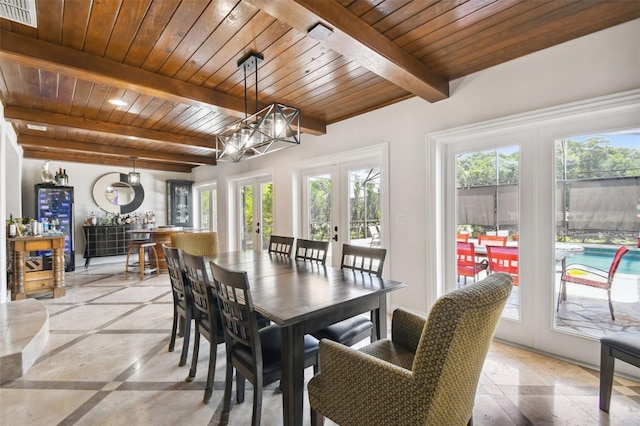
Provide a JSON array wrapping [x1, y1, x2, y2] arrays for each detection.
[[237, 176, 273, 251], [300, 158, 384, 269], [436, 92, 640, 374], [195, 183, 217, 231]]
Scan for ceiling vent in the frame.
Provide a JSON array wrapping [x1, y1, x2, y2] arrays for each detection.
[[0, 0, 37, 28]]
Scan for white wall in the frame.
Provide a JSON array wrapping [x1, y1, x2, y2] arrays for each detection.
[[193, 19, 640, 316], [1, 103, 21, 303]]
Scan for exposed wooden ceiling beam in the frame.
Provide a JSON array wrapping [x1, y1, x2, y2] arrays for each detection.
[[18, 135, 215, 166], [4, 107, 216, 151], [22, 148, 193, 173], [248, 0, 449, 103], [0, 30, 327, 136]]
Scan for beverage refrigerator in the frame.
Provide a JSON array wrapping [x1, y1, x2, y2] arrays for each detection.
[[35, 183, 75, 272]]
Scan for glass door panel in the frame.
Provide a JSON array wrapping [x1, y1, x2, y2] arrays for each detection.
[[346, 167, 381, 248], [305, 175, 332, 241], [456, 146, 520, 319], [200, 190, 210, 230], [554, 131, 640, 338], [238, 178, 273, 251], [261, 182, 273, 250], [302, 167, 338, 263], [240, 183, 254, 250], [197, 184, 217, 231]]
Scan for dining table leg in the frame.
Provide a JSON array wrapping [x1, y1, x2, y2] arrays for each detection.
[[281, 322, 305, 426], [372, 295, 389, 340]]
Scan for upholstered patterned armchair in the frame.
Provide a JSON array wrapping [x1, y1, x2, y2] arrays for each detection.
[[308, 273, 513, 426], [170, 232, 219, 256]]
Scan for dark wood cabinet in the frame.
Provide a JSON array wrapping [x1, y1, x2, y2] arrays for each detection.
[[83, 225, 136, 266], [166, 180, 194, 227]]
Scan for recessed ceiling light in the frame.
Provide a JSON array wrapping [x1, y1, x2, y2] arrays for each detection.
[[27, 124, 47, 131], [108, 99, 128, 106]]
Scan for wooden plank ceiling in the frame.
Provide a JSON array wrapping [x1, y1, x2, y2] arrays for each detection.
[[0, 0, 638, 172]]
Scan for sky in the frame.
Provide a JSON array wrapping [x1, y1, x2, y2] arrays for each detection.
[[570, 129, 640, 149]]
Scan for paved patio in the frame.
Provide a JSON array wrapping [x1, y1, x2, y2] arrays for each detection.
[[460, 273, 640, 338]]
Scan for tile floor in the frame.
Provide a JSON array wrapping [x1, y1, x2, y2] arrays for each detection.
[[2, 263, 639, 425]]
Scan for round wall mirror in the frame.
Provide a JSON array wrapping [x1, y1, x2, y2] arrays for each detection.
[[93, 173, 144, 214]]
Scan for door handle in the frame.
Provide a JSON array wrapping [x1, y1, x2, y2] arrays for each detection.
[[332, 234, 338, 241]]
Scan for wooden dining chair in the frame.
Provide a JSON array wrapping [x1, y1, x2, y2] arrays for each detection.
[[268, 235, 295, 257], [210, 261, 319, 426], [162, 244, 193, 367], [486, 245, 519, 285], [294, 239, 329, 264], [457, 242, 488, 285], [179, 251, 226, 403], [312, 244, 387, 347], [340, 243, 387, 277]]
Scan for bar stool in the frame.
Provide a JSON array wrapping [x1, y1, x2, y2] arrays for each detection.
[[125, 239, 159, 280]]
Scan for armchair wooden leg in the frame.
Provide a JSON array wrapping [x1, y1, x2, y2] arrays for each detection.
[[310, 407, 324, 426]]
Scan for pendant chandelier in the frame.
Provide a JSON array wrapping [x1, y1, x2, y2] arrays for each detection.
[[216, 53, 300, 163], [128, 156, 140, 185]]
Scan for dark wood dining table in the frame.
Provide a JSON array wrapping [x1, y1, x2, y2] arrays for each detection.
[[206, 250, 406, 426]]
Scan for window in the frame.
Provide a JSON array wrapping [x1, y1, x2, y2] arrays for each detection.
[[196, 183, 217, 231]]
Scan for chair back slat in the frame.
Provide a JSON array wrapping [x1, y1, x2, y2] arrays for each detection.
[[268, 235, 295, 257], [295, 239, 329, 265], [210, 261, 261, 357], [180, 251, 219, 330], [340, 244, 387, 277], [163, 244, 189, 296]]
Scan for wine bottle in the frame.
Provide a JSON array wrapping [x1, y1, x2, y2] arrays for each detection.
[[8, 213, 16, 237]]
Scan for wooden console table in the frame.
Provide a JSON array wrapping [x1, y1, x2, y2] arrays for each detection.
[[9, 235, 66, 300]]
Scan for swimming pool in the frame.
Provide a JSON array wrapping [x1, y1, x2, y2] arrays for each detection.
[[563, 247, 640, 275]]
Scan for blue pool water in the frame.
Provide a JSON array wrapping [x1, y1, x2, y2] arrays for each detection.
[[563, 247, 640, 275]]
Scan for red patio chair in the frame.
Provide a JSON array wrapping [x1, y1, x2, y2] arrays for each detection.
[[478, 234, 508, 247], [456, 233, 469, 243], [457, 242, 488, 284], [486, 245, 519, 286], [557, 246, 629, 321]]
